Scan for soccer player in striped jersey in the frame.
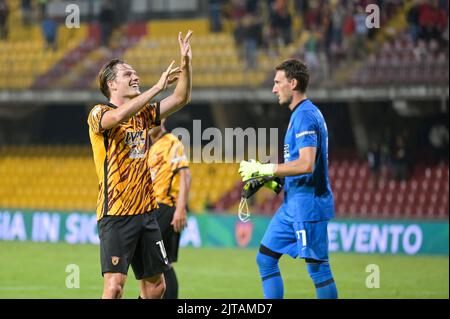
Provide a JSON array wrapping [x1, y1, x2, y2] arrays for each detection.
[[87, 31, 193, 299], [148, 118, 190, 299]]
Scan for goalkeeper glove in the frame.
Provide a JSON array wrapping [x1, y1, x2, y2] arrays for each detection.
[[264, 177, 283, 194], [238, 175, 283, 223], [241, 176, 283, 199], [239, 159, 276, 182]]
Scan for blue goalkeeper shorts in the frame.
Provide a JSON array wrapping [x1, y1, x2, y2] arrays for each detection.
[[261, 205, 330, 261]]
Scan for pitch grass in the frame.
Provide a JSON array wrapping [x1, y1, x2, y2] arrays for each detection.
[[0, 241, 447, 299]]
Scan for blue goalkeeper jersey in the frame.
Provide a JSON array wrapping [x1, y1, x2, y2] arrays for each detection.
[[282, 99, 334, 222]]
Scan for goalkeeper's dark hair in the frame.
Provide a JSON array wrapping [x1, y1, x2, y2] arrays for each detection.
[[98, 58, 125, 99], [275, 59, 310, 93]]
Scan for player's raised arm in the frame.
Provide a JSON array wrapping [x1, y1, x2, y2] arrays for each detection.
[[160, 30, 193, 119], [100, 61, 181, 130]]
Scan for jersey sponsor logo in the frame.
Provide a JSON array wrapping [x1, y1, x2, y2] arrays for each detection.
[[125, 130, 146, 159], [295, 130, 317, 139], [284, 144, 290, 159]]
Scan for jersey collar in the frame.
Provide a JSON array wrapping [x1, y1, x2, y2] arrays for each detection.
[[291, 99, 308, 113], [106, 102, 118, 109]]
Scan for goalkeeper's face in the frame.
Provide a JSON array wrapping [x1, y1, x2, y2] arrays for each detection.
[[272, 70, 293, 107], [110, 63, 141, 99]]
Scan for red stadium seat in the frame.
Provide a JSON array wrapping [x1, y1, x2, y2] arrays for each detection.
[[374, 192, 383, 204], [329, 166, 336, 179], [358, 166, 369, 178], [359, 204, 369, 217], [334, 178, 343, 191], [344, 180, 354, 191], [342, 191, 351, 204], [412, 205, 425, 218], [437, 205, 449, 218], [404, 205, 414, 217], [388, 180, 397, 192]]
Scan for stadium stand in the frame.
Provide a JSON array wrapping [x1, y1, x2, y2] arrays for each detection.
[[350, 0, 449, 85], [352, 32, 448, 85], [0, 0, 87, 89], [0, 145, 241, 213], [4, 0, 445, 90]]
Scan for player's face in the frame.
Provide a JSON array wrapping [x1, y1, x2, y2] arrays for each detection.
[[272, 70, 293, 107], [110, 63, 140, 99]]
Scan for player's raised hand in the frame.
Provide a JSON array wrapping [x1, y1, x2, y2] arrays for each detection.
[[156, 60, 181, 91], [178, 30, 193, 61]]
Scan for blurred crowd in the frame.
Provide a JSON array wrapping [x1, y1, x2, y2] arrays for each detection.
[[407, 0, 448, 44], [208, 0, 409, 70], [367, 135, 411, 183], [367, 118, 449, 184], [2, 0, 448, 78], [209, 0, 449, 81], [209, 0, 294, 69]]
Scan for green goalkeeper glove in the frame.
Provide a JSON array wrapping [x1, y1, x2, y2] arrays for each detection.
[[239, 159, 276, 182], [241, 175, 282, 199], [238, 175, 282, 223]]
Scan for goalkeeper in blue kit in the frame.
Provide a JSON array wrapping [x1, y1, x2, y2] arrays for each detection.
[[239, 59, 338, 299]]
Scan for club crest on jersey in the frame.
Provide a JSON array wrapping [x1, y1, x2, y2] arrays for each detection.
[[111, 256, 120, 266]]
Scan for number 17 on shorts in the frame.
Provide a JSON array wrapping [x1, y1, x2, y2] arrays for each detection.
[[156, 240, 169, 265], [294, 221, 330, 262]]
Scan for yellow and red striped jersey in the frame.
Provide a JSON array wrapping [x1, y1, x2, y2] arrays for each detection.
[[148, 133, 189, 207], [87, 102, 160, 220]]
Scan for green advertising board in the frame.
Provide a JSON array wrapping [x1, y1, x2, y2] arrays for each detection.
[[0, 210, 448, 255]]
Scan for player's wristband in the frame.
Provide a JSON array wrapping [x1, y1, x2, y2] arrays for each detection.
[[259, 163, 275, 176]]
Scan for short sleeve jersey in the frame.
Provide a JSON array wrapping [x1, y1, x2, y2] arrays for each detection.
[[283, 99, 335, 221], [87, 102, 160, 220]]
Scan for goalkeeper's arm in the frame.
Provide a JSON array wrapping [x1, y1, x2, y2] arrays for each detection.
[[239, 147, 316, 181], [273, 147, 316, 177]]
